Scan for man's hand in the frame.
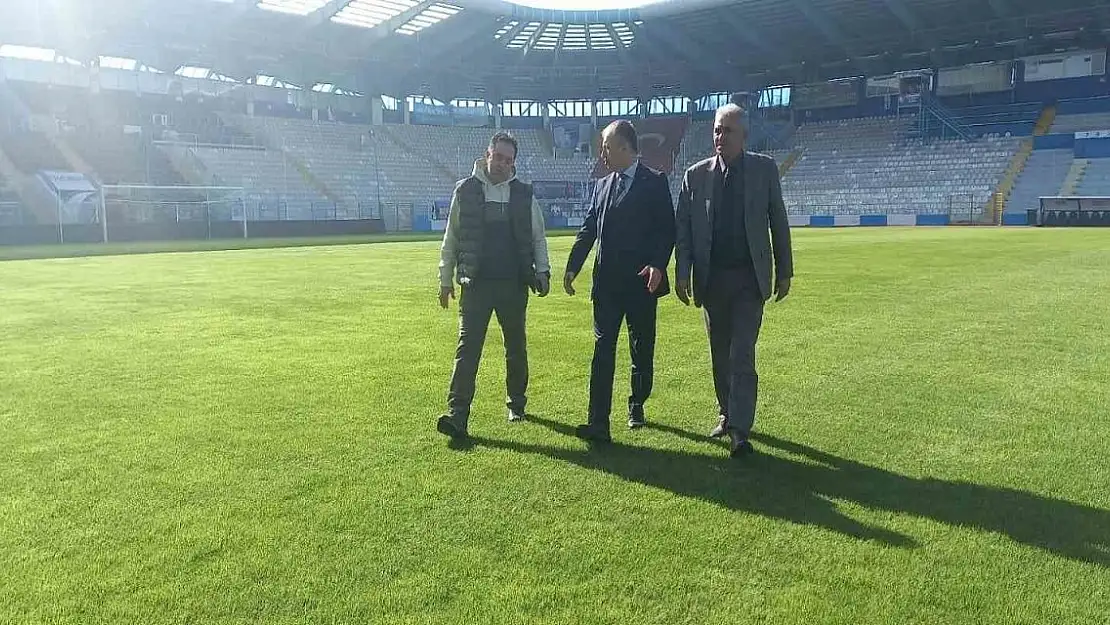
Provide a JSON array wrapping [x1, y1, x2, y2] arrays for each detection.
[[774, 278, 791, 302], [638, 265, 663, 294], [536, 272, 551, 297], [675, 278, 691, 306], [439, 285, 455, 309], [564, 271, 576, 296]]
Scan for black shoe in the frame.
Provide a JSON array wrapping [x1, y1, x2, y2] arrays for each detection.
[[507, 408, 526, 423], [437, 415, 468, 440], [729, 432, 754, 458], [627, 412, 646, 429], [575, 424, 612, 443], [710, 415, 728, 438]]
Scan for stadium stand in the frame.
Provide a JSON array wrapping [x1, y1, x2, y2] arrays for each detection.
[[383, 122, 600, 196], [189, 145, 331, 220], [383, 123, 500, 204], [0, 128, 69, 174], [1053, 95, 1110, 116], [363, 125, 461, 207], [670, 120, 712, 197], [0, 172, 20, 225], [230, 115, 387, 211], [677, 120, 713, 171], [0, 88, 1081, 231], [946, 102, 1044, 137], [782, 116, 1019, 216], [1049, 112, 1110, 134], [1074, 158, 1110, 195], [1006, 149, 1075, 212], [386, 124, 497, 180], [520, 153, 595, 190], [230, 115, 598, 217], [66, 129, 186, 186], [164, 110, 1033, 221]]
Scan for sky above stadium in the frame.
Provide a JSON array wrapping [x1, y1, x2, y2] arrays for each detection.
[[504, 0, 667, 9]]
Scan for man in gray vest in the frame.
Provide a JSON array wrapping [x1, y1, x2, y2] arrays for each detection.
[[675, 103, 794, 458], [436, 132, 551, 439]]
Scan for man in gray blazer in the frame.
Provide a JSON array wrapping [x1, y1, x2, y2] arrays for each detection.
[[674, 103, 794, 458]]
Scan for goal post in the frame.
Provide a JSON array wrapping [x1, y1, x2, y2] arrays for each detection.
[[97, 184, 247, 242]]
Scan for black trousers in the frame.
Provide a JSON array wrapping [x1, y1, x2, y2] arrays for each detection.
[[588, 285, 658, 431], [446, 279, 529, 428], [703, 265, 765, 438]]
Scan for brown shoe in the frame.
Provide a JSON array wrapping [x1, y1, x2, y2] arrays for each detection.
[[709, 415, 728, 438]]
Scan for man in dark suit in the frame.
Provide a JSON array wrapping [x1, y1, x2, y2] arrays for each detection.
[[675, 103, 794, 458], [565, 120, 676, 443]]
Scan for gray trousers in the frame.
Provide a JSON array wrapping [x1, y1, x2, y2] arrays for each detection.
[[446, 279, 529, 427], [703, 266, 765, 438]]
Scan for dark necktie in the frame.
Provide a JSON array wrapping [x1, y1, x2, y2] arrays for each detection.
[[612, 173, 629, 206]]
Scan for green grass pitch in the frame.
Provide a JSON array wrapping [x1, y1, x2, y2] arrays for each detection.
[[1, 227, 1108, 624]]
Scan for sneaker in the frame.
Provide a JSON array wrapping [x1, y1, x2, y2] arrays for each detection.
[[710, 415, 728, 438], [508, 408, 526, 423]]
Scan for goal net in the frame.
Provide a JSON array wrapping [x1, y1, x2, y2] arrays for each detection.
[[99, 184, 246, 241]]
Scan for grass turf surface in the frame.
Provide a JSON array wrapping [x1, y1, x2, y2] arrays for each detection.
[[1, 227, 1108, 623]]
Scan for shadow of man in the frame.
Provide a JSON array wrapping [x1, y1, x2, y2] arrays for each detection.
[[463, 416, 1110, 566], [750, 432, 1110, 567], [472, 416, 916, 547]]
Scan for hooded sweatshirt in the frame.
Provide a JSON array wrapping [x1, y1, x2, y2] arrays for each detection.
[[438, 157, 551, 288]]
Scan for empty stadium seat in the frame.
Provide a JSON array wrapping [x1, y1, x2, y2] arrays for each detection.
[[0, 129, 70, 173], [1006, 149, 1073, 212], [230, 115, 597, 216], [781, 116, 1019, 216], [230, 115, 392, 214], [1075, 158, 1110, 196], [65, 129, 185, 186], [190, 145, 331, 220]]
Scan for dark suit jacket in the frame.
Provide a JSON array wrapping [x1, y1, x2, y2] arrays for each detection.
[[566, 163, 676, 300], [675, 152, 793, 306]]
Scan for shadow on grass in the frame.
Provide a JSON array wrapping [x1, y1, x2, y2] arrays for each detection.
[[461, 415, 1110, 566]]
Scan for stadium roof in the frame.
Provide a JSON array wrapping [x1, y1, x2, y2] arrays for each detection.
[[0, 0, 1107, 101], [502, 1, 667, 8]]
